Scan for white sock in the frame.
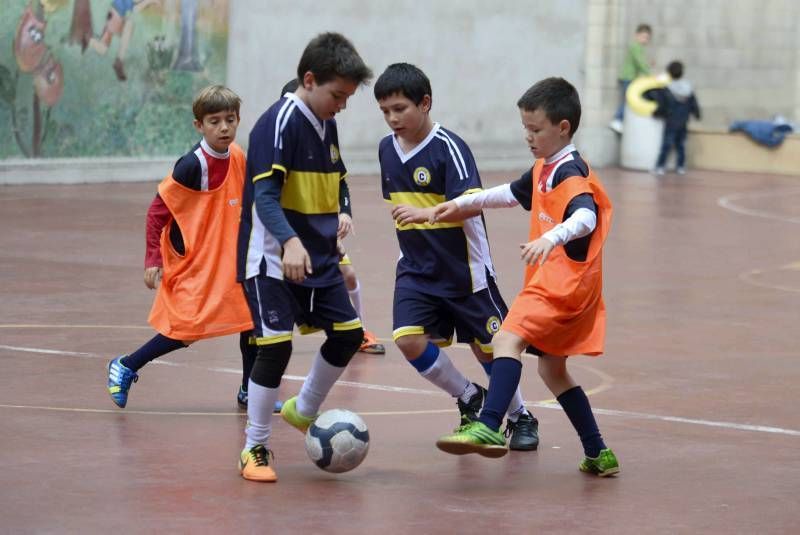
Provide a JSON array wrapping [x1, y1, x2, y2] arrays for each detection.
[[507, 394, 527, 422], [244, 380, 279, 449], [460, 382, 478, 403], [296, 350, 345, 416], [348, 281, 363, 319], [419, 349, 470, 398]]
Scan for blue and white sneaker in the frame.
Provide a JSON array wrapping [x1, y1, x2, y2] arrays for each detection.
[[237, 386, 248, 410], [107, 356, 138, 408], [237, 386, 284, 413]]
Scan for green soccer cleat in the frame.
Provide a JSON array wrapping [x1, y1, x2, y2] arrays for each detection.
[[436, 421, 508, 458], [579, 448, 620, 477], [279, 396, 317, 433]]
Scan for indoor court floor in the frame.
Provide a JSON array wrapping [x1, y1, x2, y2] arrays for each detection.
[[1, 166, 798, 533]]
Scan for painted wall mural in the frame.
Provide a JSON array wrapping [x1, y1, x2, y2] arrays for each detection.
[[0, 0, 229, 158]]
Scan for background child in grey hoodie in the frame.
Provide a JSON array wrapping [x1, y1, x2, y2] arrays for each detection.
[[654, 61, 701, 175]]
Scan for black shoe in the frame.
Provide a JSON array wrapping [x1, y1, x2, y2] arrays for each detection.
[[505, 411, 539, 451], [456, 383, 487, 428]]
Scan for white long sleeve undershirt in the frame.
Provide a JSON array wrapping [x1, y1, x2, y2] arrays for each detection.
[[453, 184, 597, 246]]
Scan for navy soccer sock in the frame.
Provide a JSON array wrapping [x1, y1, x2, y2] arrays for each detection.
[[121, 334, 186, 372], [240, 331, 256, 390], [557, 385, 606, 457], [477, 357, 522, 432]]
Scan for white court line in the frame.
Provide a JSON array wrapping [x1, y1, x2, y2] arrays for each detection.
[[739, 263, 800, 294], [1, 344, 799, 437], [717, 188, 800, 224]]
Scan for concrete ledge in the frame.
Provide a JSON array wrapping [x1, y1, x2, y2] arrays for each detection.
[[0, 157, 175, 185], [689, 128, 800, 176]]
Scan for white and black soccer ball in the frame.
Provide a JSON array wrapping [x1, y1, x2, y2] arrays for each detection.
[[304, 409, 369, 473]]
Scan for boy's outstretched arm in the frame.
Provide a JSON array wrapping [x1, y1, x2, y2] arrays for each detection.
[[520, 238, 556, 266], [430, 183, 519, 223], [523, 205, 597, 266]]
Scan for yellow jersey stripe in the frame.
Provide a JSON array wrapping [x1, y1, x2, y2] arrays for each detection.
[[253, 164, 288, 183], [388, 191, 446, 207], [281, 170, 340, 214]]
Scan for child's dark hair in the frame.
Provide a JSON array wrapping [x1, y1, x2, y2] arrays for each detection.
[[281, 78, 299, 99], [296, 32, 372, 86], [373, 63, 432, 106], [666, 61, 684, 80], [517, 77, 581, 136], [192, 85, 241, 121], [636, 23, 652, 34]]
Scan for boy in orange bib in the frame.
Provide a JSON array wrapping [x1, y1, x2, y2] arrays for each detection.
[[106, 85, 257, 410], [432, 78, 619, 476]]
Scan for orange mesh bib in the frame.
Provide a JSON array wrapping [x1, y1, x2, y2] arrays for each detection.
[[148, 144, 253, 340], [502, 160, 613, 356]]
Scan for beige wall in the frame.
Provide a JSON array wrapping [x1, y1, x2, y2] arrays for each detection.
[[228, 0, 589, 175]]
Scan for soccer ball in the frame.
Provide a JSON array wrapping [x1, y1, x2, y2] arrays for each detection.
[[304, 409, 369, 473]]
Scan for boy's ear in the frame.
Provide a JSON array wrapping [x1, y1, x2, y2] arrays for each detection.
[[301, 71, 316, 90], [420, 94, 432, 113], [559, 119, 571, 137], [193, 118, 203, 133]]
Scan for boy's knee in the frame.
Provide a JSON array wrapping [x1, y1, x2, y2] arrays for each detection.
[[394, 334, 428, 360], [491, 330, 526, 358], [321, 328, 363, 367], [250, 341, 292, 388]]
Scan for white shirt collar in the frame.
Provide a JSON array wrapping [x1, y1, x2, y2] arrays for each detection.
[[201, 138, 229, 159], [285, 93, 326, 140], [544, 143, 576, 164], [392, 123, 440, 163]]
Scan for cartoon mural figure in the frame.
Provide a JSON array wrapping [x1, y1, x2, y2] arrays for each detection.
[[13, 4, 65, 106], [2, 0, 227, 158], [6, 1, 65, 156], [86, 0, 161, 81]]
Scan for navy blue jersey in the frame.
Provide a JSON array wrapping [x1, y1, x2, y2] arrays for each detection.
[[238, 94, 346, 286], [379, 124, 496, 297]]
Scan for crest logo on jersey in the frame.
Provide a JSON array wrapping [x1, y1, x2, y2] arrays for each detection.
[[485, 316, 501, 335], [412, 166, 431, 186], [330, 144, 340, 164]]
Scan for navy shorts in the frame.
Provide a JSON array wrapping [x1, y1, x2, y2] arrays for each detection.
[[392, 277, 508, 352], [243, 276, 361, 345]]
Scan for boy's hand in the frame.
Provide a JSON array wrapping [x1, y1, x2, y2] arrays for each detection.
[[391, 204, 431, 226], [337, 213, 353, 240], [282, 237, 313, 282], [520, 238, 555, 266], [144, 266, 162, 289], [430, 200, 459, 223]]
